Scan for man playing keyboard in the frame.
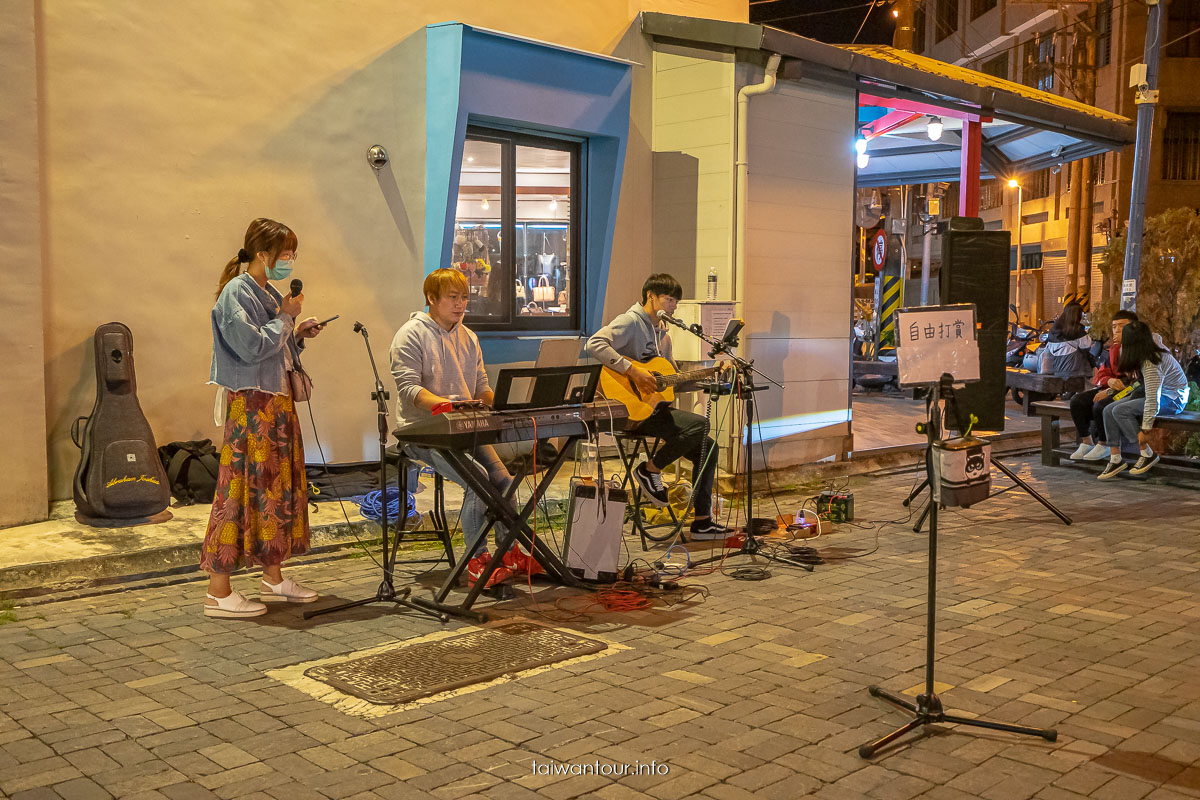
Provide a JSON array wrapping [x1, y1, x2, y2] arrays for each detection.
[[390, 268, 534, 586]]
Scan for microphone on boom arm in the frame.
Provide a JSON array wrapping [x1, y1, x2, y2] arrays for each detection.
[[657, 309, 702, 335]]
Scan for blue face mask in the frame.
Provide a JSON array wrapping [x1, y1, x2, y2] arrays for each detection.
[[267, 259, 294, 281]]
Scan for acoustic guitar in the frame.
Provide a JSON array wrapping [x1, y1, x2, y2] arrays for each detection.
[[599, 357, 724, 422]]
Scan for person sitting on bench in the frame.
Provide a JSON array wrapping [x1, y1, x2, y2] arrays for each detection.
[[1097, 321, 1191, 480], [1070, 310, 1137, 461]]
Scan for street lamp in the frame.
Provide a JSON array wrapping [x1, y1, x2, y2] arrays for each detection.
[[1008, 177, 1023, 322]]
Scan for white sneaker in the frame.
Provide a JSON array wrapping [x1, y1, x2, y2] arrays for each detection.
[[1080, 443, 1111, 461], [1069, 443, 1093, 460], [204, 590, 267, 618], [260, 578, 319, 604]]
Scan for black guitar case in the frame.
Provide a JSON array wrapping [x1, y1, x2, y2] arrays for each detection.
[[72, 322, 171, 523]]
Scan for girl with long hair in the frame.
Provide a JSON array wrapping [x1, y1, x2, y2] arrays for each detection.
[[202, 218, 325, 617], [1097, 321, 1190, 480], [1042, 301, 1093, 379]]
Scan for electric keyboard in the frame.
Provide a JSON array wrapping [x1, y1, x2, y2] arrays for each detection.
[[393, 400, 630, 449]]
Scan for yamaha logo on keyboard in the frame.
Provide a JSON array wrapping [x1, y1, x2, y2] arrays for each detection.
[[449, 417, 491, 433]]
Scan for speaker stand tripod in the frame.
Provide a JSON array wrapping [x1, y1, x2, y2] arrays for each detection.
[[901, 389, 1071, 532]]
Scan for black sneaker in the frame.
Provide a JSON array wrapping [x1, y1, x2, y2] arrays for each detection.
[[688, 518, 731, 541], [1098, 460, 1128, 481], [633, 463, 669, 507], [1129, 453, 1160, 476]]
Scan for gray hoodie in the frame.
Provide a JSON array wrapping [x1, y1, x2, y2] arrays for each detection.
[[389, 311, 491, 427], [587, 303, 675, 373]]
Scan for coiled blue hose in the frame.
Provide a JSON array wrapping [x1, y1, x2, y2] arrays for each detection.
[[358, 487, 418, 524]]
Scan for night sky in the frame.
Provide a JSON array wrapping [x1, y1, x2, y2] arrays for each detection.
[[749, 0, 896, 45]]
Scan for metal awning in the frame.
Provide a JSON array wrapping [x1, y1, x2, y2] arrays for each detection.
[[641, 13, 1134, 188]]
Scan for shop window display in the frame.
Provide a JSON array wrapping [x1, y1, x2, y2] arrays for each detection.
[[453, 129, 579, 331]]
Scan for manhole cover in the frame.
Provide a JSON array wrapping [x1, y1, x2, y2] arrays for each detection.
[[304, 622, 607, 704]]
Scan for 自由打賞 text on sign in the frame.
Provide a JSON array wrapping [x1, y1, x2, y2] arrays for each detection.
[[895, 305, 981, 387]]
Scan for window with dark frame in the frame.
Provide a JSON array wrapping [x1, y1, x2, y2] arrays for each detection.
[[1096, 0, 1113, 67], [453, 127, 582, 332], [1025, 167, 1053, 200], [1162, 112, 1200, 181], [1022, 32, 1055, 93], [981, 52, 1009, 80], [936, 0, 959, 43], [1167, 0, 1200, 58], [914, 5, 926, 54], [971, 0, 997, 21]]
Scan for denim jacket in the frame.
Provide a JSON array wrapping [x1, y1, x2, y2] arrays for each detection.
[[209, 273, 301, 395]]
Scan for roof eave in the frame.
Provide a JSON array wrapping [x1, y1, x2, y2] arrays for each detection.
[[641, 12, 1134, 148]]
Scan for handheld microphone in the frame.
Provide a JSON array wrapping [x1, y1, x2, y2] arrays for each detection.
[[290, 279, 303, 298]]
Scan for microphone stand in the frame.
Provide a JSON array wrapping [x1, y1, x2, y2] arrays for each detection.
[[304, 322, 448, 623], [658, 316, 804, 571]]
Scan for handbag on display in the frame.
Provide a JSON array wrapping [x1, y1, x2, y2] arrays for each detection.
[[515, 280, 527, 302], [533, 275, 555, 303]]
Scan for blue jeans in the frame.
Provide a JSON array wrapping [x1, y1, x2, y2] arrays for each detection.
[[1102, 395, 1186, 448], [404, 444, 512, 558]]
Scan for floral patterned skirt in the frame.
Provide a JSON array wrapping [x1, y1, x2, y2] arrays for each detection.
[[201, 390, 310, 574]]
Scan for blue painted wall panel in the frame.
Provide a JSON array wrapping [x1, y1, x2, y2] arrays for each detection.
[[425, 24, 631, 363]]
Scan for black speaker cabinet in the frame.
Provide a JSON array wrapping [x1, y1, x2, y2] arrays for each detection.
[[939, 219, 1011, 431]]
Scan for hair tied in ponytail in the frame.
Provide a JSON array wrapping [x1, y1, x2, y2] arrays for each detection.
[[236, 248, 251, 263]]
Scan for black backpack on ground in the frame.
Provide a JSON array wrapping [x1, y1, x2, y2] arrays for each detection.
[[157, 439, 220, 505]]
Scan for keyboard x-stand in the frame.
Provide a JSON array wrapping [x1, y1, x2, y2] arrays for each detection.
[[396, 401, 629, 621]]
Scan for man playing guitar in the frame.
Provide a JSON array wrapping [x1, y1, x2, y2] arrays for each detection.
[[587, 273, 730, 541]]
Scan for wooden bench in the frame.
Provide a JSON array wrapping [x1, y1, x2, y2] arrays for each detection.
[[1033, 399, 1200, 476], [1006, 369, 1086, 416]]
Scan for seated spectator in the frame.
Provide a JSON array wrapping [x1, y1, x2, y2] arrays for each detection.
[[1041, 302, 1093, 380], [1098, 321, 1192, 480], [1070, 310, 1138, 461]]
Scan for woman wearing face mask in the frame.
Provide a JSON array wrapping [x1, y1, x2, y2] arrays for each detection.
[[201, 218, 324, 617]]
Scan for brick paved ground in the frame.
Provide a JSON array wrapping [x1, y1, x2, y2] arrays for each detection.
[[3, 455, 1200, 800]]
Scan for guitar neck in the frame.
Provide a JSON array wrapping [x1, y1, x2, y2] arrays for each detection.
[[658, 366, 720, 388]]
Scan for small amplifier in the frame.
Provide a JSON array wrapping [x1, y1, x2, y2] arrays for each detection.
[[562, 481, 628, 582], [817, 491, 855, 523]]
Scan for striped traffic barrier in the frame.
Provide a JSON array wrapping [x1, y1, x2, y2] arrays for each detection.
[[878, 274, 902, 348]]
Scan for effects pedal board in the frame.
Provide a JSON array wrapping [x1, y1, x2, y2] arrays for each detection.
[[817, 491, 854, 523]]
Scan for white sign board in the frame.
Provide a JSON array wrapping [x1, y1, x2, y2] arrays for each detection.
[[1123, 279, 1137, 294], [896, 304, 980, 387]]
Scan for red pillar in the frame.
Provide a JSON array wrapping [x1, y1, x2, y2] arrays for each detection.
[[958, 118, 982, 217]]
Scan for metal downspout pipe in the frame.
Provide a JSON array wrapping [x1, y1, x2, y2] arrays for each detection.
[[734, 53, 782, 301]]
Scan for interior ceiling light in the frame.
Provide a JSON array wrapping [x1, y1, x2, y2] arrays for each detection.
[[467, 156, 474, 163], [549, 197, 558, 210], [481, 197, 489, 210], [927, 116, 943, 141], [857, 152, 870, 169]]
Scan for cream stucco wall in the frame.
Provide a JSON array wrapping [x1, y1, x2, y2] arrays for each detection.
[[2, 1, 747, 515], [0, 1, 48, 526]]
